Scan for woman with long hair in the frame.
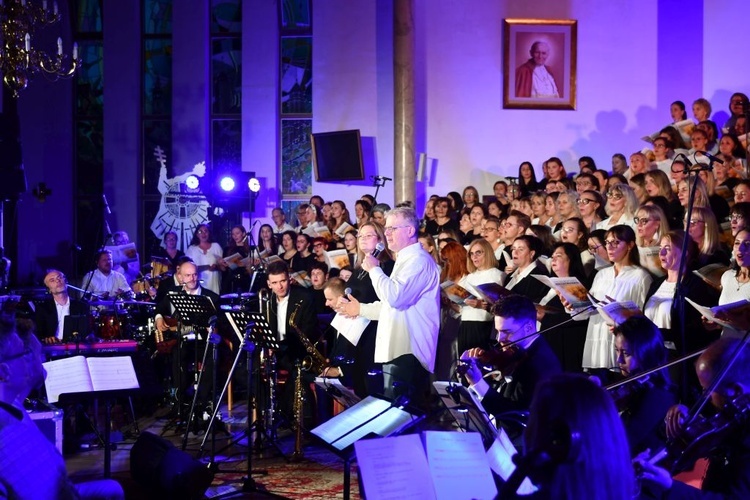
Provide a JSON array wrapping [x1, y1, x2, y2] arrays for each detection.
[[479, 216, 504, 261], [518, 161, 539, 197], [522, 374, 634, 500], [185, 224, 224, 294], [677, 176, 729, 225], [257, 223, 279, 257], [437, 241, 468, 380], [684, 206, 729, 267], [717, 229, 750, 320], [670, 100, 687, 123], [544, 192, 562, 229], [644, 169, 683, 229], [221, 224, 252, 293], [457, 238, 505, 354], [294, 233, 315, 273], [634, 204, 670, 277], [553, 190, 580, 233], [279, 229, 299, 269], [465, 204, 488, 245], [538, 242, 589, 371], [418, 231, 440, 264], [597, 183, 638, 232], [354, 199, 372, 228], [578, 225, 653, 378], [462, 185, 480, 213], [698, 169, 731, 223], [612, 315, 677, 455], [327, 200, 353, 246], [155, 230, 185, 268], [529, 192, 547, 225]]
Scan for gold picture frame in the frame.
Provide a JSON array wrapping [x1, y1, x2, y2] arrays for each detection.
[[503, 19, 577, 110]]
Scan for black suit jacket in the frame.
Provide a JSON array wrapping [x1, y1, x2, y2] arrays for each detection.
[[504, 261, 550, 304], [269, 286, 318, 364], [480, 336, 561, 416], [34, 297, 90, 340]]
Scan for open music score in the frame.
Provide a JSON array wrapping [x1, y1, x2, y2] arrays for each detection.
[[42, 355, 140, 403]]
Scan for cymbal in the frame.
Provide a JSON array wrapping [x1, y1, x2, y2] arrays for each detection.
[[87, 299, 154, 307], [150, 256, 172, 264], [221, 293, 239, 299]]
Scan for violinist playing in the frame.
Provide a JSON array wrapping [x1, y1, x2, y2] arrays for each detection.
[[636, 337, 750, 498], [459, 294, 561, 417], [611, 315, 677, 455]]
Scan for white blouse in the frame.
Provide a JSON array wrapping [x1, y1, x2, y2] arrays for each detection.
[[644, 280, 676, 329], [459, 267, 506, 322]]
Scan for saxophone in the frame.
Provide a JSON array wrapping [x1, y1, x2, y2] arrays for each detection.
[[289, 301, 328, 374], [290, 361, 304, 461]]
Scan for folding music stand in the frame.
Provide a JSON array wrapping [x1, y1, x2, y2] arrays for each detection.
[[432, 381, 501, 450], [167, 293, 216, 437], [202, 310, 280, 492]]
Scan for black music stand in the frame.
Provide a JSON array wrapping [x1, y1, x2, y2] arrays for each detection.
[[167, 293, 216, 442], [207, 310, 280, 492], [432, 381, 503, 450]]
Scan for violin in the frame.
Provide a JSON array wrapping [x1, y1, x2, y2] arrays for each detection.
[[606, 375, 652, 412], [657, 393, 750, 474], [457, 343, 528, 378]]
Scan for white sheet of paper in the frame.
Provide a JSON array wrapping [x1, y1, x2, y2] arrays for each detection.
[[424, 431, 497, 500], [355, 434, 436, 500], [87, 356, 140, 392], [487, 428, 538, 495], [330, 312, 370, 346], [43, 356, 94, 404]]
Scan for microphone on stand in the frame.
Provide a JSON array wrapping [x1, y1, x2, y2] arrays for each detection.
[[358, 242, 385, 280], [696, 151, 724, 166], [102, 194, 111, 215]]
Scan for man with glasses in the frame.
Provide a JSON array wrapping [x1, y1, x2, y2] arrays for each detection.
[[338, 207, 439, 409], [271, 207, 294, 235], [0, 318, 125, 498], [459, 294, 560, 416]]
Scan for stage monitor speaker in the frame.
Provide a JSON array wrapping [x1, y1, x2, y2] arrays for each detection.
[[130, 431, 213, 499]]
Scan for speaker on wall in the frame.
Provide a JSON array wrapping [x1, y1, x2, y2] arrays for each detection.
[[311, 129, 364, 182]]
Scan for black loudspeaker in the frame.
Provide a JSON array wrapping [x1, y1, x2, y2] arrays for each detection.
[[130, 431, 213, 499]]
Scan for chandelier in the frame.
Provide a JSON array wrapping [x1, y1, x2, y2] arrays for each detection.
[[0, 0, 79, 97]]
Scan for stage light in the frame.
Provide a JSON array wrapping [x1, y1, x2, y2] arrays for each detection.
[[185, 175, 200, 189], [248, 177, 261, 193], [219, 176, 236, 192]]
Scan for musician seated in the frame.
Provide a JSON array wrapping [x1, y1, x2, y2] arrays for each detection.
[[319, 278, 355, 383], [460, 294, 561, 418], [612, 315, 676, 455], [81, 250, 132, 299], [35, 270, 90, 345], [153, 255, 193, 306], [636, 337, 750, 499]]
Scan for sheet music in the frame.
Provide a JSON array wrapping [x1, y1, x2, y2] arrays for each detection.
[[87, 356, 140, 392], [355, 434, 436, 500], [330, 312, 370, 346], [310, 396, 415, 450], [314, 377, 361, 408], [487, 428, 537, 495], [424, 431, 497, 500], [43, 356, 94, 403]]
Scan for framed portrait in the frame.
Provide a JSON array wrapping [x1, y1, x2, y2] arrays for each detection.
[[503, 19, 577, 110]]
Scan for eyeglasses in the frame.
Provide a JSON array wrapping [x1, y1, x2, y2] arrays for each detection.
[[357, 234, 378, 240], [606, 192, 623, 200], [469, 250, 485, 257], [588, 244, 603, 253], [384, 225, 409, 234], [313, 243, 325, 247], [0, 348, 31, 363], [731, 215, 746, 222], [604, 239, 623, 248], [576, 198, 596, 205], [634, 217, 657, 226], [483, 226, 499, 232], [687, 219, 705, 226]]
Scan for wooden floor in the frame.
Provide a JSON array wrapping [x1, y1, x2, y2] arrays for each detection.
[[64, 399, 361, 499]]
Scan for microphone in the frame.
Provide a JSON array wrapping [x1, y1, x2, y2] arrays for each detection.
[[374, 175, 392, 181], [102, 194, 111, 215], [671, 153, 693, 174], [344, 287, 352, 300], [357, 242, 386, 279], [696, 151, 724, 164]]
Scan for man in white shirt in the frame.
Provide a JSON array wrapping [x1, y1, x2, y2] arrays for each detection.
[[271, 207, 295, 234], [81, 250, 131, 298], [340, 206, 440, 409]]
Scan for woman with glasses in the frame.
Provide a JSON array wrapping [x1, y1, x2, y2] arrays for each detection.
[[186, 224, 224, 294], [597, 183, 638, 232], [504, 235, 549, 303], [345, 222, 394, 396], [538, 242, 589, 371], [685, 207, 729, 267], [576, 190, 606, 231], [730, 202, 750, 239], [578, 225, 653, 379], [462, 186, 481, 214], [634, 204, 670, 277], [559, 217, 595, 278], [457, 239, 505, 354], [479, 217, 504, 260]]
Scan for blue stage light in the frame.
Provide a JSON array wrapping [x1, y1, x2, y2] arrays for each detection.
[[185, 175, 200, 189], [220, 176, 236, 192]]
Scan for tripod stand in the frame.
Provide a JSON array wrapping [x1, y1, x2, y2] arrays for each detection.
[[202, 310, 283, 491]]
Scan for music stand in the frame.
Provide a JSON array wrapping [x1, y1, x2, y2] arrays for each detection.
[[167, 292, 216, 438], [202, 310, 279, 492], [432, 381, 499, 449], [310, 394, 423, 500]]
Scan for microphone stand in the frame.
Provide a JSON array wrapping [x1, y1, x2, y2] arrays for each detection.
[[672, 153, 714, 402]]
